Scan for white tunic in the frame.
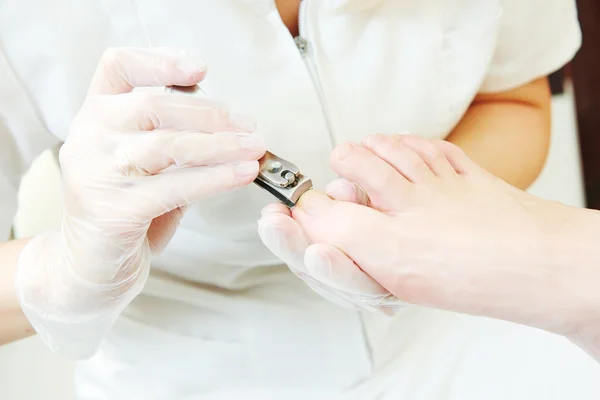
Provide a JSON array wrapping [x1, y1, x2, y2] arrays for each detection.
[[2, 0, 598, 399]]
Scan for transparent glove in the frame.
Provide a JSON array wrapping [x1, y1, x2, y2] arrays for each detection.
[[258, 179, 407, 315], [15, 48, 266, 358]]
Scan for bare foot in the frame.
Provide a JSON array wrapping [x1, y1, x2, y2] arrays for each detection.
[[291, 134, 600, 345]]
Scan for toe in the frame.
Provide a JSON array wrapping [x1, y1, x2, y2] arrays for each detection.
[[434, 140, 483, 176], [396, 135, 457, 178], [362, 134, 437, 183], [330, 142, 410, 211], [325, 179, 369, 206]]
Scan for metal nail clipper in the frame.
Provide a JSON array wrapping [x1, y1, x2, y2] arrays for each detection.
[[254, 151, 313, 208], [166, 85, 313, 208]]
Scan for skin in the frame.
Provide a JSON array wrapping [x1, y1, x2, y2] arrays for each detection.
[[446, 77, 551, 190], [277, 134, 600, 362], [0, 239, 34, 344], [0, 1, 553, 346]]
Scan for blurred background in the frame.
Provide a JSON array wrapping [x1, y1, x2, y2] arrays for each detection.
[[1, 1, 598, 398]]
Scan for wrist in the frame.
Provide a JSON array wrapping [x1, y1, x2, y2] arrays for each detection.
[[16, 231, 65, 316], [15, 230, 148, 359]]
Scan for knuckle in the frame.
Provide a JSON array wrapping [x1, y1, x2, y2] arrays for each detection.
[[135, 92, 163, 129]]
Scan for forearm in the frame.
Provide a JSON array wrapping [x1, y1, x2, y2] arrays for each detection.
[[445, 78, 551, 190], [0, 238, 35, 344]]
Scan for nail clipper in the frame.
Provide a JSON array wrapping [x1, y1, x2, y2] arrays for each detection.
[[254, 151, 313, 208], [166, 85, 313, 207]]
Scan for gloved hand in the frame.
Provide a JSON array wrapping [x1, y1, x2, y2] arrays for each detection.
[[258, 178, 407, 315], [15, 48, 266, 358]]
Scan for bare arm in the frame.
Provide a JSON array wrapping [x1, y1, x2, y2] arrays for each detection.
[[0, 239, 35, 344], [446, 77, 551, 190]]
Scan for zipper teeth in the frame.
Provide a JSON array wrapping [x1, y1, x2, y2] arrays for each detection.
[[296, 1, 337, 150]]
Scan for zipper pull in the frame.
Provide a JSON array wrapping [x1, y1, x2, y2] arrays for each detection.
[[294, 36, 309, 56]]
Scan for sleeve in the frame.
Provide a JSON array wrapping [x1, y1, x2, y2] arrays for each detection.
[[479, 0, 582, 93], [0, 50, 59, 240]]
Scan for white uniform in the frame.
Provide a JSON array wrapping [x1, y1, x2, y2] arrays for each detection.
[[2, 0, 599, 399]]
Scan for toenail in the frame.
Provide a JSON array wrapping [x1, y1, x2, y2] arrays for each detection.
[[334, 143, 354, 161], [364, 134, 384, 147]]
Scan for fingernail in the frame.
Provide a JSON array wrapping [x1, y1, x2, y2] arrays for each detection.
[[334, 143, 354, 161], [229, 113, 257, 132], [234, 161, 258, 178], [296, 191, 333, 218], [305, 249, 333, 279], [239, 134, 266, 151], [261, 204, 284, 216], [176, 56, 206, 74]]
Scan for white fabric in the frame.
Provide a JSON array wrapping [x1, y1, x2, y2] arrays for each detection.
[[2, 0, 596, 398]]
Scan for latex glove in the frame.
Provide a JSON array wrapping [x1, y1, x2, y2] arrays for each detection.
[[15, 48, 266, 358], [258, 179, 407, 315]]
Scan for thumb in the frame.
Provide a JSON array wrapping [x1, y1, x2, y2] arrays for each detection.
[[293, 191, 402, 294]]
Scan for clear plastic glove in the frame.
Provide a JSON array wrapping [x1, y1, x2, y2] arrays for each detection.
[[258, 179, 407, 315], [15, 48, 266, 359]]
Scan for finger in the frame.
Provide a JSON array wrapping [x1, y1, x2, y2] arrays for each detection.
[[91, 92, 254, 132], [257, 212, 361, 312], [258, 211, 403, 314], [305, 245, 406, 313], [257, 213, 310, 272], [329, 142, 409, 211], [395, 135, 457, 178], [88, 48, 206, 96], [116, 131, 266, 175], [261, 203, 291, 218], [325, 179, 369, 205], [135, 161, 259, 215], [293, 191, 402, 289], [304, 243, 389, 296], [361, 134, 436, 183]]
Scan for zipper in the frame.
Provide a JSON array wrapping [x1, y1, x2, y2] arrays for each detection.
[[294, 0, 336, 149], [289, 1, 375, 377], [295, 4, 374, 374]]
